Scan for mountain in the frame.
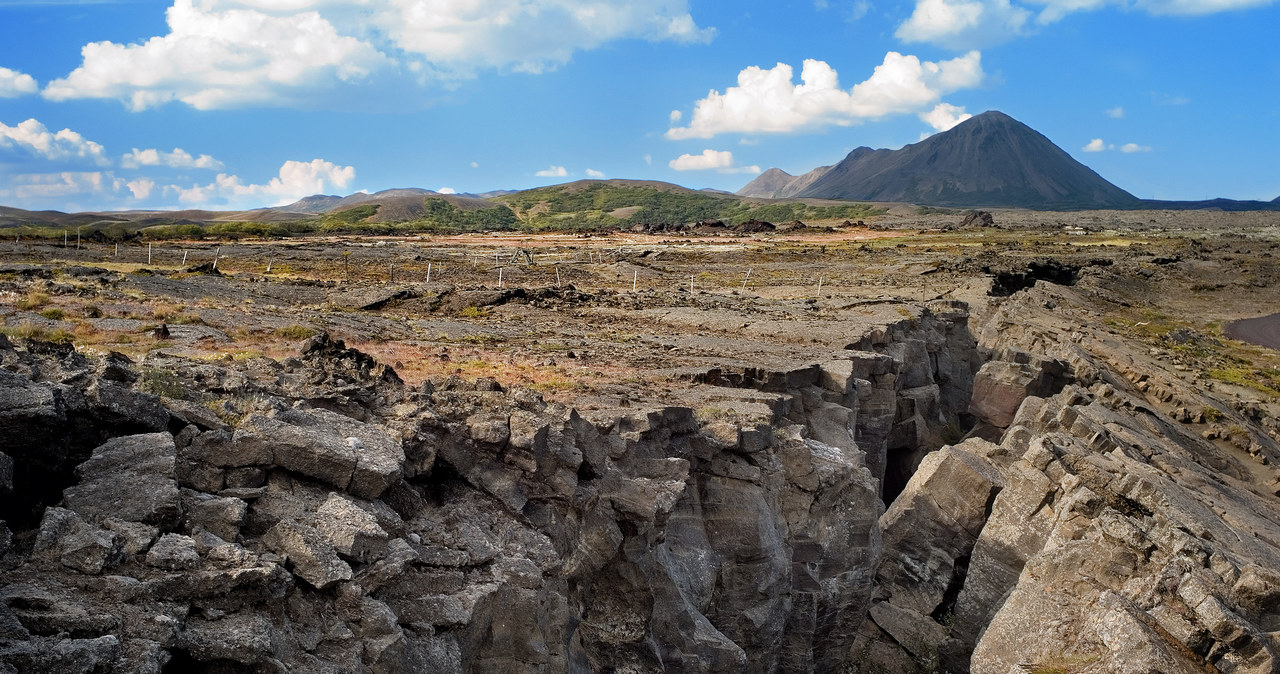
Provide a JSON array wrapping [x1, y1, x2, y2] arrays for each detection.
[[737, 166, 833, 199], [742, 111, 1141, 210], [738, 168, 800, 198], [278, 194, 343, 214]]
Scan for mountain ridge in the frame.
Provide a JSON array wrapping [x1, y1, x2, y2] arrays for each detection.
[[739, 111, 1142, 210]]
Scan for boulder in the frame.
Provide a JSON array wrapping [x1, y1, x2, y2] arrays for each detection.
[[315, 494, 390, 564], [62, 432, 181, 528], [84, 380, 170, 432], [32, 507, 119, 575], [969, 353, 1070, 429], [179, 613, 276, 665], [145, 533, 200, 571], [262, 520, 353, 589], [239, 409, 403, 499], [877, 440, 1004, 615], [181, 490, 247, 542]]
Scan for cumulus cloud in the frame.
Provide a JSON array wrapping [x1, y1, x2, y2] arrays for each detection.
[[1106, 106, 1125, 118], [127, 178, 156, 200], [437, 187, 457, 194], [0, 118, 110, 165], [0, 67, 38, 98], [1083, 138, 1111, 152], [42, 0, 714, 110], [669, 149, 732, 170], [895, 0, 1029, 49], [122, 147, 224, 170], [43, 0, 391, 110], [1120, 142, 1152, 153], [585, 168, 606, 178], [370, 0, 714, 76], [535, 165, 568, 177], [167, 158, 356, 207], [668, 149, 759, 174], [666, 51, 984, 140], [920, 102, 972, 132]]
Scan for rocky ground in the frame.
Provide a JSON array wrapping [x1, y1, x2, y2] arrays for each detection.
[[2, 208, 1280, 672]]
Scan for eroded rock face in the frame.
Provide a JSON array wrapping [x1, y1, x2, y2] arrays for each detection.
[[4, 278, 1280, 674], [0, 311, 978, 673]]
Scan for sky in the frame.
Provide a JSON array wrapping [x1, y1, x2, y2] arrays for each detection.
[[0, 0, 1277, 212]]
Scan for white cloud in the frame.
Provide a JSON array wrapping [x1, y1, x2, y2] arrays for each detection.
[[668, 149, 759, 174], [470, 161, 480, 168], [669, 149, 732, 170], [585, 168, 606, 178], [43, 0, 714, 110], [669, 110, 683, 122], [666, 51, 984, 140], [1030, 0, 1110, 24], [167, 158, 355, 207], [43, 0, 391, 110], [0, 118, 110, 165], [897, 0, 1271, 49], [3, 171, 119, 202], [895, 0, 1029, 49], [535, 165, 568, 177], [1106, 106, 1124, 118], [0, 67, 38, 98], [644, 154, 652, 165], [920, 102, 972, 132], [1083, 138, 1111, 152], [372, 0, 714, 76], [437, 186, 457, 194], [122, 147, 224, 170], [1082, 138, 1150, 153], [127, 178, 156, 200]]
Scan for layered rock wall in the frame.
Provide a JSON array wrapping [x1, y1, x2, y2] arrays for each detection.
[[5, 285, 1280, 673], [0, 305, 981, 672]]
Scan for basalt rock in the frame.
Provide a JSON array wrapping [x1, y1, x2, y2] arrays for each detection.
[[3, 294, 1280, 674]]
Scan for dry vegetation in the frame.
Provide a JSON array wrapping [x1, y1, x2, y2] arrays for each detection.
[[5, 207, 1280, 409]]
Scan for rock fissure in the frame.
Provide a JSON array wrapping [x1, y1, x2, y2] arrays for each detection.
[[4, 276, 1280, 673]]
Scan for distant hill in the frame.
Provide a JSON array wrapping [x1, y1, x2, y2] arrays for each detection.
[[274, 188, 499, 224], [1134, 198, 1280, 212], [737, 166, 833, 199], [279, 195, 343, 214], [741, 111, 1142, 210]]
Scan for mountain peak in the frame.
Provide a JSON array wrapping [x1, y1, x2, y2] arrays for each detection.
[[743, 110, 1138, 210]]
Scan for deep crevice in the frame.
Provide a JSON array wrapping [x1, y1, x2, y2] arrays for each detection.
[[986, 260, 1082, 297], [931, 554, 971, 624]]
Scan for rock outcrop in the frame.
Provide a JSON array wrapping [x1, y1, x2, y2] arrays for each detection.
[[3, 281, 1280, 673]]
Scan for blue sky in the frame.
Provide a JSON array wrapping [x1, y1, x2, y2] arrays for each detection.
[[0, 0, 1277, 211]]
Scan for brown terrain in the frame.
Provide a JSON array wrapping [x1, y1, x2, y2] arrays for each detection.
[[3, 206, 1280, 672]]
